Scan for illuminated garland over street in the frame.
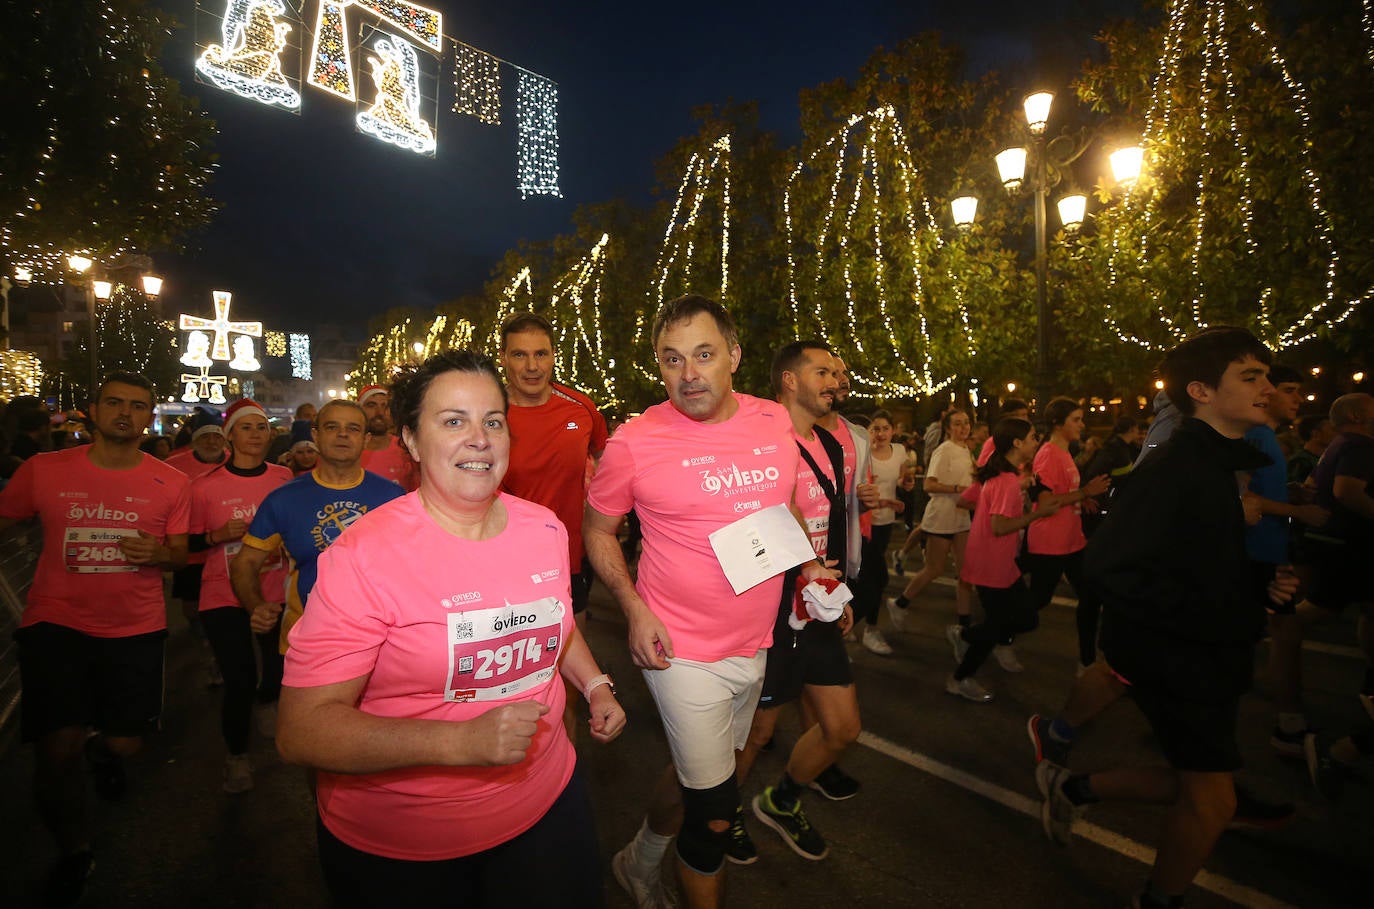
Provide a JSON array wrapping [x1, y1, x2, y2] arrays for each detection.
[[549, 234, 618, 406], [516, 72, 562, 198], [485, 266, 535, 353], [453, 43, 500, 124]]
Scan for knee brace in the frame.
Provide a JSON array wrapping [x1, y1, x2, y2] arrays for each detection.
[[675, 777, 739, 875]]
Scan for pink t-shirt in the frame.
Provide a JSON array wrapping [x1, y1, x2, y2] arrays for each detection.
[[284, 493, 574, 861], [827, 418, 857, 495], [0, 447, 191, 636], [361, 436, 418, 492], [1028, 443, 1086, 555], [166, 446, 227, 480], [960, 471, 1025, 588], [794, 429, 838, 557], [190, 464, 293, 611], [587, 393, 798, 662]]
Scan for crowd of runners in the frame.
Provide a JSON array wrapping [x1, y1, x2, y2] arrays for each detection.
[[0, 296, 1370, 909]]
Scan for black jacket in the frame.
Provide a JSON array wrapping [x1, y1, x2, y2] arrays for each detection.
[[1088, 418, 1271, 700]]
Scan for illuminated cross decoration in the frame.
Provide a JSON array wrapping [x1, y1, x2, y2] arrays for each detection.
[[179, 291, 263, 362], [181, 367, 228, 404], [307, 0, 442, 100]]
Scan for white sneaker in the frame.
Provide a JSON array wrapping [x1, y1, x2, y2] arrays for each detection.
[[993, 645, 1024, 673], [256, 701, 278, 738], [945, 674, 994, 703], [612, 845, 678, 909], [945, 625, 969, 664], [862, 626, 894, 656], [223, 754, 253, 793], [886, 597, 907, 632]]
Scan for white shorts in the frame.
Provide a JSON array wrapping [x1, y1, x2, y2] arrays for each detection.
[[641, 652, 767, 790]]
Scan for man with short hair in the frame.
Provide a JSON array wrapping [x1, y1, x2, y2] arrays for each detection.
[[0, 372, 191, 905], [1028, 328, 1298, 909], [230, 398, 404, 667], [357, 384, 416, 491], [585, 296, 831, 909], [1287, 413, 1335, 484]]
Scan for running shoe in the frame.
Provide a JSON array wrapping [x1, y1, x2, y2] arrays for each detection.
[[1227, 787, 1296, 831], [885, 598, 907, 632], [85, 736, 126, 802], [809, 765, 861, 801], [944, 674, 993, 703], [223, 754, 254, 794], [1304, 732, 1345, 800], [862, 626, 894, 656], [44, 850, 95, 908], [993, 644, 1024, 673], [612, 845, 679, 909], [945, 625, 969, 664], [1035, 761, 1078, 847], [725, 807, 757, 865], [1269, 724, 1313, 759], [256, 701, 278, 739], [752, 788, 828, 860], [1027, 714, 1071, 767], [891, 552, 905, 576]]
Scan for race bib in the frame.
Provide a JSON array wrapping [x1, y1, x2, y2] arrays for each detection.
[[805, 515, 829, 556], [445, 597, 565, 703], [64, 527, 138, 573]]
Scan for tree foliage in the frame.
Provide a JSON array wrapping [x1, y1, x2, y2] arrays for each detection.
[[63, 283, 179, 398]]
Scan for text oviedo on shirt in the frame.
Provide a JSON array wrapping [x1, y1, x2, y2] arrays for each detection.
[[689, 443, 784, 505]]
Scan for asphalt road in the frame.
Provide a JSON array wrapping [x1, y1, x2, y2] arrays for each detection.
[[1, 552, 1369, 908]]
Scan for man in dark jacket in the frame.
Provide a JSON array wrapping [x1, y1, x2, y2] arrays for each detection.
[[1025, 327, 1298, 909]]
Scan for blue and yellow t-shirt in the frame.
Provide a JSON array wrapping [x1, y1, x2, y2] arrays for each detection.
[[242, 468, 404, 651]]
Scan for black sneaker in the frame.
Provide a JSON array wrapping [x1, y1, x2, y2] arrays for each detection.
[[724, 807, 757, 865], [85, 737, 126, 802], [1027, 714, 1071, 767], [1227, 787, 1295, 831], [752, 788, 828, 860], [809, 765, 860, 801], [44, 850, 94, 907]]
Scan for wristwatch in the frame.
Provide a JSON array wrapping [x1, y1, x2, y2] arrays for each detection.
[[584, 673, 616, 702]]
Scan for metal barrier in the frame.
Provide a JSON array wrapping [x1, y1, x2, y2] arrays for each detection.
[[0, 520, 40, 748]]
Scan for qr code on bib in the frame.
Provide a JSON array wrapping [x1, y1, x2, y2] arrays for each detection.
[[453, 620, 473, 640]]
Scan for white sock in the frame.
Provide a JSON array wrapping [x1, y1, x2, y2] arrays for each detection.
[[629, 818, 672, 871]]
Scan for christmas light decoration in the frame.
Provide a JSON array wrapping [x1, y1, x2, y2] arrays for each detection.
[[453, 43, 500, 124], [549, 234, 619, 406], [195, 0, 302, 111], [516, 71, 561, 198], [0, 349, 43, 399], [1101, 0, 1367, 351], [784, 106, 966, 397], [182, 366, 228, 404], [307, 0, 442, 101], [180, 290, 262, 361], [265, 330, 287, 356], [632, 135, 732, 381], [485, 266, 535, 353], [289, 332, 312, 379], [229, 336, 261, 371], [356, 35, 436, 155]]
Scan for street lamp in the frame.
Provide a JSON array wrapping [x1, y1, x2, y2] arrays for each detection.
[[141, 274, 163, 299], [66, 254, 100, 398], [951, 196, 979, 230]]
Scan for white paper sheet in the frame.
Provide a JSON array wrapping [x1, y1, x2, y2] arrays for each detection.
[[708, 504, 817, 595]]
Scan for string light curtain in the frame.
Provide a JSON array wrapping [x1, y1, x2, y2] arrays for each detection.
[[453, 43, 500, 124], [516, 71, 562, 199]]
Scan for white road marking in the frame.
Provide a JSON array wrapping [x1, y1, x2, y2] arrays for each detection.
[[858, 730, 1299, 909]]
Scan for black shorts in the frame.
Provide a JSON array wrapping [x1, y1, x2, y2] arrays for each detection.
[[1117, 669, 1241, 773], [1308, 541, 1373, 612], [758, 615, 852, 709], [170, 562, 204, 601], [15, 622, 166, 742], [570, 568, 593, 616]]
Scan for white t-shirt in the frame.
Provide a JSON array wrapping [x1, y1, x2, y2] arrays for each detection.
[[920, 440, 974, 534], [868, 443, 906, 527]]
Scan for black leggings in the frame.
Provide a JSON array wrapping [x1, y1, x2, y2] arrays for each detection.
[[317, 768, 604, 908], [953, 583, 1037, 680], [1024, 549, 1098, 665], [853, 523, 895, 625], [201, 606, 256, 755]]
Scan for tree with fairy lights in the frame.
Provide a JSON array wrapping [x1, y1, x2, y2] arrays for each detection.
[[0, 0, 219, 280], [62, 283, 179, 396], [1061, 0, 1372, 358]]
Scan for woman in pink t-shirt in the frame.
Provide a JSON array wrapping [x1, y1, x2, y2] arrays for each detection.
[[277, 351, 626, 907], [1024, 398, 1110, 674], [945, 418, 1063, 703]]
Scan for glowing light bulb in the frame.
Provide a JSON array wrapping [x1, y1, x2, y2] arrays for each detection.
[[995, 148, 1027, 189], [951, 196, 978, 228], [1023, 91, 1054, 134]]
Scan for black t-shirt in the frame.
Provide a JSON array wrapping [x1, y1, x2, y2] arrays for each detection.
[[1311, 432, 1374, 547]]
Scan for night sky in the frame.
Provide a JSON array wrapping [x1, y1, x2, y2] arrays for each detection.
[[154, 0, 1143, 337]]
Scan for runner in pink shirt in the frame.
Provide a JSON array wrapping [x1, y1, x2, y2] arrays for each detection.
[[585, 297, 835, 908], [946, 418, 1062, 703], [0, 372, 190, 904], [276, 351, 624, 906], [189, 399, 293, 794]]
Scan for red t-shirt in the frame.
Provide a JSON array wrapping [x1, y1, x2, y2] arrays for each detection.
[[0, 448, 191, 636], [1027, 443, 1086, 555], [190, 464, 293, 611], [960, 471, 1025, 589], [502, 384, 608, 567], [362, 436, 418, 492]]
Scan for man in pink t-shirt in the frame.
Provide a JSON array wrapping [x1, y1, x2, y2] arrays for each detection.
[[585, 296, 830, 908], [0, 372, 190, 903]]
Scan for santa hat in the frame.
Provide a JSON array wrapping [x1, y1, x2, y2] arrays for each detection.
[[358, 384, 389, 405], [223, 398, 268, 435]]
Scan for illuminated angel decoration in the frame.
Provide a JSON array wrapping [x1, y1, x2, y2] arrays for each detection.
[[229, 336, 261, 372], [196, 0, 301, 111], [355, 36, 436, 154], [180, 331, 214, 368]]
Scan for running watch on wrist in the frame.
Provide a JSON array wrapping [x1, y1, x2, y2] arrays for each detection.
[[583, 673, 615, 702]]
